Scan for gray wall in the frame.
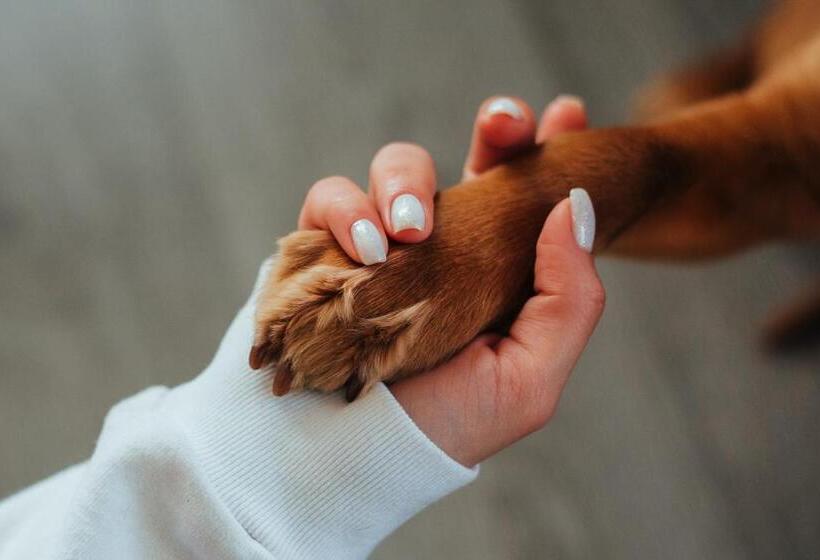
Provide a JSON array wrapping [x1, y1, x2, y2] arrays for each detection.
[[2, 1, 819, 558]]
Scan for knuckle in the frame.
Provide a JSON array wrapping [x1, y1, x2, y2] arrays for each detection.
[[534, 243, 606, 317], [305, 175, 362, 212], [535, 239, 573, 266], [589, 283, 607, 313], [579, 277, 606, 317], [392, 141, 426, 155], [375, 142, 431, 164], [304, 177, 368, 227], [533, 243, 575, 293], [309, 175, 354, 196]]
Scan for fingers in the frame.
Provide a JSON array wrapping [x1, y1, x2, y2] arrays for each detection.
[[496, 189, 604, 421], [536, 95, 588, 143], [298, 95, 589, 261], [298, 143, 436, 261], [298, 176, 388, 265], [369, 142, 436, 242], [462, 95, 589, 180], [462, 96, 537, 180]]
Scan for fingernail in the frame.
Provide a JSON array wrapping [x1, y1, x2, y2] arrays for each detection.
[[549, 94, 585, 113], [390, 193, 425, 233], [351, 219, 387, 265], [486, 97, 524, 120], [569, 188, 595, 253]]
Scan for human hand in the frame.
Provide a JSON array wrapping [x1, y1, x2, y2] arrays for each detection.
[[295, 95, 603, 466]]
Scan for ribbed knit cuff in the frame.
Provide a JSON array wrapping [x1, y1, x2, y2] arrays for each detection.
[[168, 263, 477, 558]]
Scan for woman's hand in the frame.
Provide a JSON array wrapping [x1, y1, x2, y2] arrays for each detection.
[[297, 95, 603, 466]]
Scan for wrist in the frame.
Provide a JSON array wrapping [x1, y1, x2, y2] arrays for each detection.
[[390, 378, 476, 467], [390, 359, 504, 468]]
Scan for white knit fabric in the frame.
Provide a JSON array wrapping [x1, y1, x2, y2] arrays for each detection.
[[0, 261, 477, 559]]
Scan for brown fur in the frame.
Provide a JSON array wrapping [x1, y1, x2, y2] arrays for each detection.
[[252, 1, 820, 399]]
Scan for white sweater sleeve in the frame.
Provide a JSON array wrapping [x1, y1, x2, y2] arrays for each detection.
[[0, 261, 477, 560]]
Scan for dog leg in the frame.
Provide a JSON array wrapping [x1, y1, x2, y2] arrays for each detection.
[[635, 39, 757, 122], [252, 56, 820, 397]]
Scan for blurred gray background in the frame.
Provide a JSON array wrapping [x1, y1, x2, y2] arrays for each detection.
[[1, 1, 819, 558]]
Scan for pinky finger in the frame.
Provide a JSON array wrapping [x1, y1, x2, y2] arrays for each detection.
[[536, 95, 588, 143], [462, 96, 537, 180]]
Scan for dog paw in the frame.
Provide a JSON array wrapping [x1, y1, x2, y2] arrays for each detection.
[[247, 146, 587, 400], [249, 230, 437, 401]]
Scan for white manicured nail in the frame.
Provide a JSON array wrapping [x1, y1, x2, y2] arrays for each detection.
[[390, 193, 425, 232], [569, 188, 595, 253], [351, 219, 387, 265], [486, 97, 524, 120]]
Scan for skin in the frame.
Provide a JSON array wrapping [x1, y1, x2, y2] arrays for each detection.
[[296, 96, 603, 467]]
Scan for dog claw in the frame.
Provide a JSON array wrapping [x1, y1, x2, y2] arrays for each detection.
[[344, 375, 364, 402], [249, 345, 266, 370], [272, 362, 294, 396], [249, 340, 282, 371]]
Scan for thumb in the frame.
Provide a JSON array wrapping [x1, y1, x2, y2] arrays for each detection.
[[496, 188, 605, 398]]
